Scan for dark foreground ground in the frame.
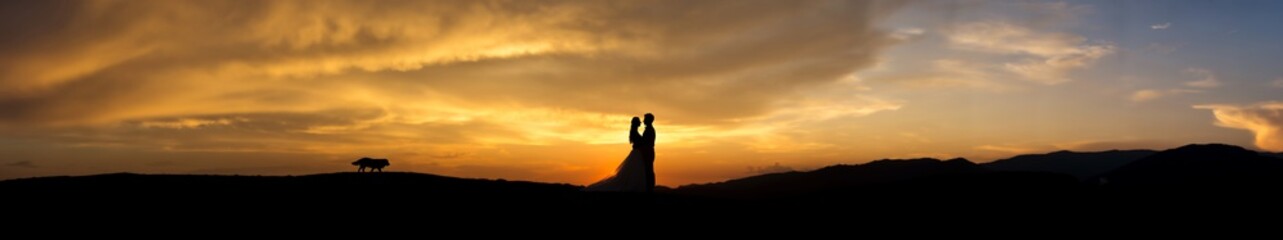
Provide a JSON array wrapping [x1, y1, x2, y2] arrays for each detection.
[[4, 144, 1283, 220]]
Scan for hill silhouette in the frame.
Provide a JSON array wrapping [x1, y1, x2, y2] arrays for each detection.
[[0, 171, 723, 209], [984, 149, 1156, 180], [1099, 144, 1283, 189], [0, 172, 587, 205], [673, 158, 984, 198]]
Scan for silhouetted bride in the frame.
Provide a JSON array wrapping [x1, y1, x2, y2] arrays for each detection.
[[585, 116, 654, 192]]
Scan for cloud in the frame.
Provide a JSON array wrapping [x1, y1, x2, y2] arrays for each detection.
[[1127, 68, 1218, 102], [6, 161, 36, 168], [1017, 1, 1094, 22], [737, 88, 902, 153], [890, 28, 926, 41], [1183, 68, 1222, 88], [1151, 22, 1171, 30], [1052, 139, 1177, 151], [0, 0, 908, 183], [871, 59, 1014, 91], [746, 162, 795, 174], [0, 0, 902, 125], [138, 118, 248, 130], [1270, 78, 1283, 88], [1194, 102, 1283, 151], [975, 144, 1042, 155], [1129, 90, 1164, 102], [947, 21, 1115, 85], [1130, 89, 1200, 102]]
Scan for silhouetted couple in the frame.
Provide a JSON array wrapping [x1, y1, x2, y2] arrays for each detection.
[[586, 113, 657, 193]]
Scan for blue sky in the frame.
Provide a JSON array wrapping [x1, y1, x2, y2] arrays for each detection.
[[855, 0, 1283, 159]]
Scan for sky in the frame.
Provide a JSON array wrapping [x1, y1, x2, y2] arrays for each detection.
[[3, 0, 1283, 186]]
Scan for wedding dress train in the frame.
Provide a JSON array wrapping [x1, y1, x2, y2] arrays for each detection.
[[583, 149, 649, 192]]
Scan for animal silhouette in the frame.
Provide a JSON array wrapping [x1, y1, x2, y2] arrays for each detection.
[[352, 157, 390, 172]]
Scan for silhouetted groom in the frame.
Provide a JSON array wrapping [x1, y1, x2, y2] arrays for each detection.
[[640, 113, 657, 193]]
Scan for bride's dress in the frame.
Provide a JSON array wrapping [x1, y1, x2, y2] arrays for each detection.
[[584, 127, 648, 192], [583, 148, 649, 192]]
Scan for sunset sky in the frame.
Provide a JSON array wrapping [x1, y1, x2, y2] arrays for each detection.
[[3, 0, 1283, 185]]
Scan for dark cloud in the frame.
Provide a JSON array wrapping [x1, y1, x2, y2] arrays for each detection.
[[6, 161, 36, 168], [747, 162, 794, 174]]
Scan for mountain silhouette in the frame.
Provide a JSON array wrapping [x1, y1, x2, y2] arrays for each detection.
[[673, 158, 982, 198], [672, 158, 1079, 200], [984, 149, 1156, 180], [1098, 144, 1283, 189]]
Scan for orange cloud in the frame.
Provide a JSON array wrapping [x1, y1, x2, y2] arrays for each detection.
[[1195, 102, 1283, 151], [0, 0, 907, 184], [1, 0, 903, 125], [1130, 89, 1201, 102]]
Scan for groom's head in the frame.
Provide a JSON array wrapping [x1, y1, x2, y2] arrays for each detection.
[[643, 113, 654, 125]]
